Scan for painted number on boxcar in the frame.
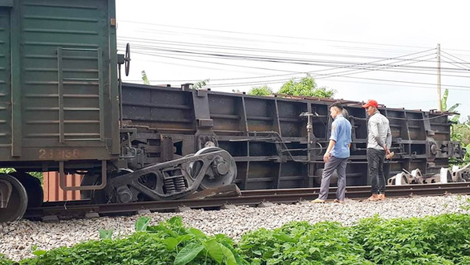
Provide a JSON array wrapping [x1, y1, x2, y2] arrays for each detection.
[[39, 149, 80, 160]]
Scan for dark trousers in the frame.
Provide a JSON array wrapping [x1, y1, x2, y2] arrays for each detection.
[[367, 148, 386, 194], [318, 156, 348, 201]]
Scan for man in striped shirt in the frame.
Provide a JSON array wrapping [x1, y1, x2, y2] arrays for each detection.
[[363, 99, 392, 201]]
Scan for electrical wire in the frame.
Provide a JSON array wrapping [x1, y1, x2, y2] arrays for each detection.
[[115, 24, 470, 95], [118, 20, 433, 50]]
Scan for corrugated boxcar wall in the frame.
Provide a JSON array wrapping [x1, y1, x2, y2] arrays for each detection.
[[43, 172, 82, 201]]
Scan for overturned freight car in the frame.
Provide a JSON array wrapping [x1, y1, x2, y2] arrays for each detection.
[[0, 0, 464, 223], [121, 83, 464, 190]]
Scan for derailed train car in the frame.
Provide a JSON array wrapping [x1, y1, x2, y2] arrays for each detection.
[[120, 83, 464, 190], [0, 0, 232, 221], [0, 0, 463, 222]]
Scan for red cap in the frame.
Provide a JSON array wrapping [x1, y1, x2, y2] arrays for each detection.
[[362, 99, 378, 108]]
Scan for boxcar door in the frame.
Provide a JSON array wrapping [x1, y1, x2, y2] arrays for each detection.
[[0, 2, 12, 160], [17, 0, 119, 162]]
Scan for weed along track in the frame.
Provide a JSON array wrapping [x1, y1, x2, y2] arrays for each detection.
[[2, 193, 470, 263], [23, 183, 470, 221]]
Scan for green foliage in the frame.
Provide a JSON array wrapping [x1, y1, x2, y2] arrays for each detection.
[[135, 216, 151, 232], [141, 70, 150, 85], [441, 88, 448, 111], [31, 245, 47, 257], [452, 121, 470, 145], [0, 168, 14, 174], [278, 74, 335, 98], [248, 85, 273, 96], [0, 254, 14, 265], [98, 229, 114, 240], [146, 216, 244, 265], [10, 213, 470, 264], [238, 221, 370, 264], [21, 232, 173, 265], [460, 197, 470, 211], [191, 79, 210, 90], [21, 216, 245, 265], [0, 169, 43, 184], [442, 88, 461, 113], [442, 88, 460, 122], [451, 119, 470, 163], [443, 89, 470, 163], [352, 213, 470, 264]]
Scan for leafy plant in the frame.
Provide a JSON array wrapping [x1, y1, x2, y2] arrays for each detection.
[[451, 120, 470, 164], [278, 74, 335, 98], [191, 79, 210, 90], [441, 88, 460, 117], [98, 229, 114, 240], [135, 216, 151, 231], [352, 213, 470, 264], [248, 85, 273, 96], [0, 254, 14, 265], [21, 216, 245, 265], [0, 169, 43, 184], [12, 214, 470, 264], [141, 70, 150, 85], [146, 216, 245, 265], [238, 221, 370, 264], [30, 245, 47, 257], [21, 231, 173, 265], [460, 197, 470, 212], [0, 168, 14, 174]]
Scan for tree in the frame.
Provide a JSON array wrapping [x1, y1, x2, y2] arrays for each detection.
[[191, 79, 210, 90], [141, 70, 150, 85], [443, 88, 469, 163], [441, 88, 460, 122], [451, 119, 470, 163], [248, 85, 273, 96], [278, 74, 335, 98]]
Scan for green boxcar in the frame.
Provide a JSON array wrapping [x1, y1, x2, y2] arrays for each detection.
[[0, 0, 119, 168]]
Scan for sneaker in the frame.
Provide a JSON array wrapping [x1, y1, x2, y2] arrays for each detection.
[[378, 194, 386, 200], [368, 194, 380, 201], [333, 199, 344, 204], [311, 198, 326, 203]]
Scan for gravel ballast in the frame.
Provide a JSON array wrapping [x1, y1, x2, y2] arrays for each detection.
[[1, 194, 469, 261]]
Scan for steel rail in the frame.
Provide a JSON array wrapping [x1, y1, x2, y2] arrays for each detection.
[[24, 183, 470, 221]]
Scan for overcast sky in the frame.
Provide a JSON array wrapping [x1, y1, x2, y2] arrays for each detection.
[[115, 0, 470, 120]]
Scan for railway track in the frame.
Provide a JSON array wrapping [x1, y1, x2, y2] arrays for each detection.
[[24, 183, 470, 221]]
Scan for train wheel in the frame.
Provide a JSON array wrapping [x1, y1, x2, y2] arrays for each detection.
[[9, 172, 43, 208], [191, 147, 237, 190], [0, 174, 28, 222]]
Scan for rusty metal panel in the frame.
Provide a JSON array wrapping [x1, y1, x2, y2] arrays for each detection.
[[43, 172, 82, 201]]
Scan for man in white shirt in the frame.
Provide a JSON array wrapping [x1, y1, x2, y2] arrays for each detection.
[[363, 99, 392, 201]]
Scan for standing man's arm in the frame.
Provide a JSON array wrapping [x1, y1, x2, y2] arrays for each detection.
[[384, 126, 392, 154], [325, 123, 338, 162], [370, 118, 386, 148], [349, 124, 352, 148], [324, 140, 336, 163]]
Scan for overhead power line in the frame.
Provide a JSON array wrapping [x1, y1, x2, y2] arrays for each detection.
[[118, 20, 434, 50]]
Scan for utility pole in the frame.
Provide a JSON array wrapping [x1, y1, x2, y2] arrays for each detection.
[[437, 44, 442, 111]]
